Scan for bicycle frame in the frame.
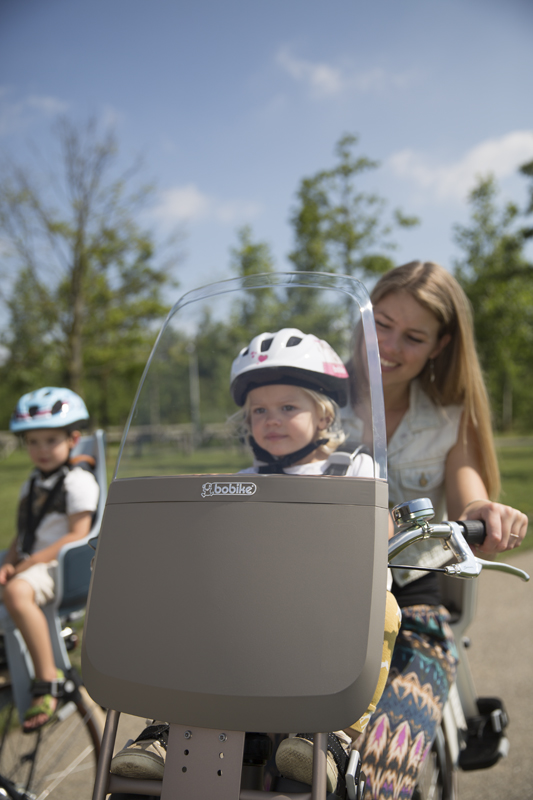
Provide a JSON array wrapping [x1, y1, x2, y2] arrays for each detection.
[[389, 498, 529, 800], [83, 273, 529, 800]]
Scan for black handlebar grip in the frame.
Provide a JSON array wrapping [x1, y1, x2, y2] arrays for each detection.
[[459, 519, 486, 545]]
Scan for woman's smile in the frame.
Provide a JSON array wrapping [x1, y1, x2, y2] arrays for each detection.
[[373, 291, 447, 392]]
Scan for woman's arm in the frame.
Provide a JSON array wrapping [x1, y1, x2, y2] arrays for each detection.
[[445, 421, 528, 554]]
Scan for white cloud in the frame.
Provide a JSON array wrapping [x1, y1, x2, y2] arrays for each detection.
[[0, 91, 69, 135], [26, 95, 68, 115], [388, 131, 533, 202], [151, 184, 261, 226], [276, 47, 417, 98], [277, 48, 343, 97]]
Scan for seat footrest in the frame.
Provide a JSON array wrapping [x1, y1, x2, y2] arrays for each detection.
[[459, 697, 509, 771]]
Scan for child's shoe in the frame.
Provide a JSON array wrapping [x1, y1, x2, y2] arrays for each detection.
[[23, 669, 65, 733], [110, 722, 169, 779], [275, 731, 351, 794]]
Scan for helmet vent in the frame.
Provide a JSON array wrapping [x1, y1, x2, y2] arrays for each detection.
[[260, 338, 273, 352], [242, 348, 249, 356], [29, 406, 39, 418], [286, 336, 302, 347], [51, 400, 63, 415]]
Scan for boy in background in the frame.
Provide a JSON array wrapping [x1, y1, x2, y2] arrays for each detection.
[[1, 387, 99, 732]]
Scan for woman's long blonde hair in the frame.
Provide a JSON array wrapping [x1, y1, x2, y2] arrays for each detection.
[[371, 261, 500, 498]]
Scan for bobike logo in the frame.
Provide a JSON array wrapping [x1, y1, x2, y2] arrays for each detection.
[[201, 481, 257, 498]]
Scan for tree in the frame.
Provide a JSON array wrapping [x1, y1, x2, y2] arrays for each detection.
[[289, 133, 418, 279], [229, 224, 279, 334], [0, 117, 179, 426], [454, 174, 533, 431], [228, 225, 347, 347]]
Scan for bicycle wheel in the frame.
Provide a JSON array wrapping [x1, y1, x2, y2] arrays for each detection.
[[413, 726, 457, 800], [0, 668, 104, 800]]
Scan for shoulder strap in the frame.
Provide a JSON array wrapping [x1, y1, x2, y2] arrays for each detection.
[[322, 442, 368, 476], [20, 469, 68, 556]]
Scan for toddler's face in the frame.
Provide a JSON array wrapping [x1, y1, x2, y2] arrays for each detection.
[[248, 384, 327, 464], [25, 428, 76, 473]]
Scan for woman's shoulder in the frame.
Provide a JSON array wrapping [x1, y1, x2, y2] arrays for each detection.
[[388, 381, 463, 469], [409, 380, 463, 428]]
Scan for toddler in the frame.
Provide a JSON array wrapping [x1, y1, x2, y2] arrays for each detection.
[[1, 387, 99, 732]]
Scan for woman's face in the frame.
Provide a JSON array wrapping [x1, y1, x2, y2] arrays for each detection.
[[373, 290, 449, 391]]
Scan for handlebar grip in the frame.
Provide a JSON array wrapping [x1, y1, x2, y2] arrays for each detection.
[[458, 519, 486, 545]]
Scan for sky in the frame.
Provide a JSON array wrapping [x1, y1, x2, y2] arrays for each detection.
[[1, 0, 533, 305]]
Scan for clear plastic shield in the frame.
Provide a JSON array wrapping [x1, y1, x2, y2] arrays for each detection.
[[114, 272, 386, 482], [84, 272, 389, 731]]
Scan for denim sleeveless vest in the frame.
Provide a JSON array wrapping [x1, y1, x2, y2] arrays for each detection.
[[388, 380, 463, 586]]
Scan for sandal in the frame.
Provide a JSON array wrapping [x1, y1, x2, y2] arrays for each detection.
[[23, 669, 65, 733]]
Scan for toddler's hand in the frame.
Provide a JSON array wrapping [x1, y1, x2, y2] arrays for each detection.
[[0, 564, 16, 585]]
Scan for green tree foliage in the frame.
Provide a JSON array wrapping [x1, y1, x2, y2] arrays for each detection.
[[186, 226, 279, 424], [0, 118, 178, 427], [454, 173, 533, 431], [190, 225, 354, 429], [229, 224, 279, 333], [228, 224, 348, 351], [289, 133, 419, 278]]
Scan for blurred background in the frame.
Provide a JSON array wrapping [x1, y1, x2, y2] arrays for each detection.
[[0, 5, 532, 797], [1, 0, 532, 472]]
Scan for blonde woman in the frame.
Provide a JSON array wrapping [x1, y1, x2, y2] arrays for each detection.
[[355, 261, 528, 799]]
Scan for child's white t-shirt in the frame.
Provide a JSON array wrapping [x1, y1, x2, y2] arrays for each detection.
[[18, 467, 99, 554], [239, 452, 374, 477]]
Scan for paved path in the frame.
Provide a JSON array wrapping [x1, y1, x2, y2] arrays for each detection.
[[70, 551, 533, 799], [457, 548, 533, 800]]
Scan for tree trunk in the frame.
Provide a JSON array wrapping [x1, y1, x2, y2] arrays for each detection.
[[66, 244, 86, 393], [502, 371, 513, 432]]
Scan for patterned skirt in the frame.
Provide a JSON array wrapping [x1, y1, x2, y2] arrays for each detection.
[[357, 605, 458, 800]]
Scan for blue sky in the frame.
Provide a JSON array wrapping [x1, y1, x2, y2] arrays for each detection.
[[1, 0, 533, 303]]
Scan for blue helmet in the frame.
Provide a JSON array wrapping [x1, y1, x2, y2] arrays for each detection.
[[10, 387, 89, 433]]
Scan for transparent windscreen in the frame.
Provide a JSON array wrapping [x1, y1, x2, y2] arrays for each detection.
[[114, 273, 386, 481]]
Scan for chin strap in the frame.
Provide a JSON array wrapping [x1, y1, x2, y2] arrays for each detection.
[[249, 436, 329, 474]]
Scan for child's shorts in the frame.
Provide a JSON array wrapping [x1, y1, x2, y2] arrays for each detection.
[[0, 561, 57, 607]]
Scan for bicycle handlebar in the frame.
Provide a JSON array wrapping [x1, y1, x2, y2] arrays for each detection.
[[388, 498, 530, 583], [458, 519, 486, 546]]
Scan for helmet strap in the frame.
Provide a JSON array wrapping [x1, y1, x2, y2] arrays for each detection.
[[249, 436, 329, 474]]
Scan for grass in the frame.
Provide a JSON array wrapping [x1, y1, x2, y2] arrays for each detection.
[[1, 440, 532, 551], [0, 442, 250, 549], [0, 438, 530, 684]]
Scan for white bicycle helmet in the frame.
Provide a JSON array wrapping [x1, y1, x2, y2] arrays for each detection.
[[230, 328, 349, 407], [10, 387, 89, 433]]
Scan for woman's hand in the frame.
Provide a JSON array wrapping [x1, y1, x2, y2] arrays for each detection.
[[460, 500, 528, 554]]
